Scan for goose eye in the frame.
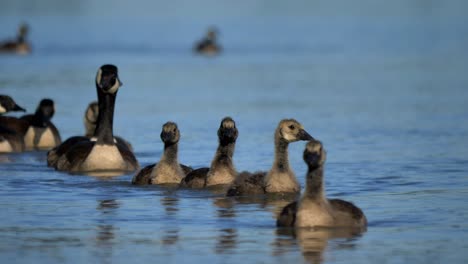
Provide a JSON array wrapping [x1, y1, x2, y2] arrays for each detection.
[[173, 128, 177, 133], [288, 125, 295, 130]]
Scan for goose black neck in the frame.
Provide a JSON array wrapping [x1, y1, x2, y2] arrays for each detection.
[[304, 165, 325, 199], [32, 111, 49, 128], [163, 142, 178, 164], [94, 86, 116, 144], [273, 137, 290, 172]]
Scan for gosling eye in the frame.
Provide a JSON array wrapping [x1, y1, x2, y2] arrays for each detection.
[[173, 128, 177, 133], [288, 125, 295, 130]]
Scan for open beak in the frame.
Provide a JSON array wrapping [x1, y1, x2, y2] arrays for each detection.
[[298, 129, 314, 141]]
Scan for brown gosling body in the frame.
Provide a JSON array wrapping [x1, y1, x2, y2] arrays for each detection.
[[132, 122, 191, 185], [277, 140, 367, 228], [226, 119, 313, 196], [180, 117, 238, 188]]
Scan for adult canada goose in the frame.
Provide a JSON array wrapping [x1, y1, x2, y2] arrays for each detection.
[[52, 64, 139, 174], [226, 119, 313, 196], [194, 27, 221, 55], [277, 140, 367, 228], [0, 23, 31, 55], [0, 95, 26, 152], [132, 122, 191, 185], [19, 98, 61, 150], [47, 101, 133, 167], [180, 117, 238, 188]]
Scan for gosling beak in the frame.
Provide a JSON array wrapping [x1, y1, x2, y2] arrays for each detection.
[[298, 129, 314, 141], [160, 131, 172, 143]]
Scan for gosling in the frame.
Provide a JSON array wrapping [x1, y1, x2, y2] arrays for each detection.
[[226, 119, 313, 196], [277, 140, 367, 228], [180, 117, 238, 188]]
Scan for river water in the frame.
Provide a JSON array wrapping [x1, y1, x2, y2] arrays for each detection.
[[1, 1, 468, 263]]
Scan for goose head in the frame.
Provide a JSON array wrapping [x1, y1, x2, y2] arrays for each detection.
[[84, 101, 99, 136], [303, 140, 326, 170], [277, 119, 313, 143], [95, 64, 122, 94], [160, 122, 180, 145], [218, 117, 238, 145], [35, 98, 55, 123], [0, 95, 26, 114]]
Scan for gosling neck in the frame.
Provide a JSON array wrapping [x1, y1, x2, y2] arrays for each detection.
[[93, 86, 116, 145], [304, 165, 325, 200], [272, 136, 290, 173], [210, 140, 235, 170], [161, 141, 179, 165]]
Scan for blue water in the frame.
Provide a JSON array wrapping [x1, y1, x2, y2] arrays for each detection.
[[1, 1, 468, 263]]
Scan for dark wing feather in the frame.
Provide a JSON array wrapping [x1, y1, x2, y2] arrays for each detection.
[[329, 199, 367, 226], [179, 167, 209, 188], [180, 164, 193, 174], [226, 171, 267, 197], [116, 141, 139, 171], [47, 136, 88, 167], [276, 201, 298, 227], [0, 116, 29, 136], [132, 164, 156, 185]]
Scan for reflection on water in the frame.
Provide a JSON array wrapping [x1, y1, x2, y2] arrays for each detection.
[[95, 199, 119, 264], [160, 195, 180, 246], [275, 226, 366, 264]]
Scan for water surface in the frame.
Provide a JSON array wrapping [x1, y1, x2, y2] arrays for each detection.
[[1, 1, 468, 263]]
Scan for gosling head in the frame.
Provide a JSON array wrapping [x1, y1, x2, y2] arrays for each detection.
[[18, 23, 29, 38], [84, 101, 99, 125], [303, 140, 326, 170], [206, 27, 218, 41], [277, 119, 314, 143], [95, 64, 122, 94], [35, 98, 55, 122], [84, 101, 99, 136], [0, 95, 26, 114], [218, 117, 238, 145], [160, 122, 180, 145]]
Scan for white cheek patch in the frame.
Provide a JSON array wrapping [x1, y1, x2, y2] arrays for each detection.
[[106, 79, 120, 94], [90, 137, 97, 142], [0, 104, 6, 114], [96, 69, 102, 88]]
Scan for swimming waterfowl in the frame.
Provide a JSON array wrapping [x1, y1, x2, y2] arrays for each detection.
[[52, 64, 139, 174], [0, 95, 26, 152], [226, 119, 313, 196], [47, 101, 133, 167], [19, 99, 61, 150], [194, 27, 221, 55], [0, 24, 31, 55], [132, 122, 191, 185], [277, 140, 367, 228], [180, 117, 238, 188]]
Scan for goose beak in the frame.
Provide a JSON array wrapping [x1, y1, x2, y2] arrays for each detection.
[[298, 129, 314, 141], [13, 104, 26, 112], [160, 131, 172, 143]]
